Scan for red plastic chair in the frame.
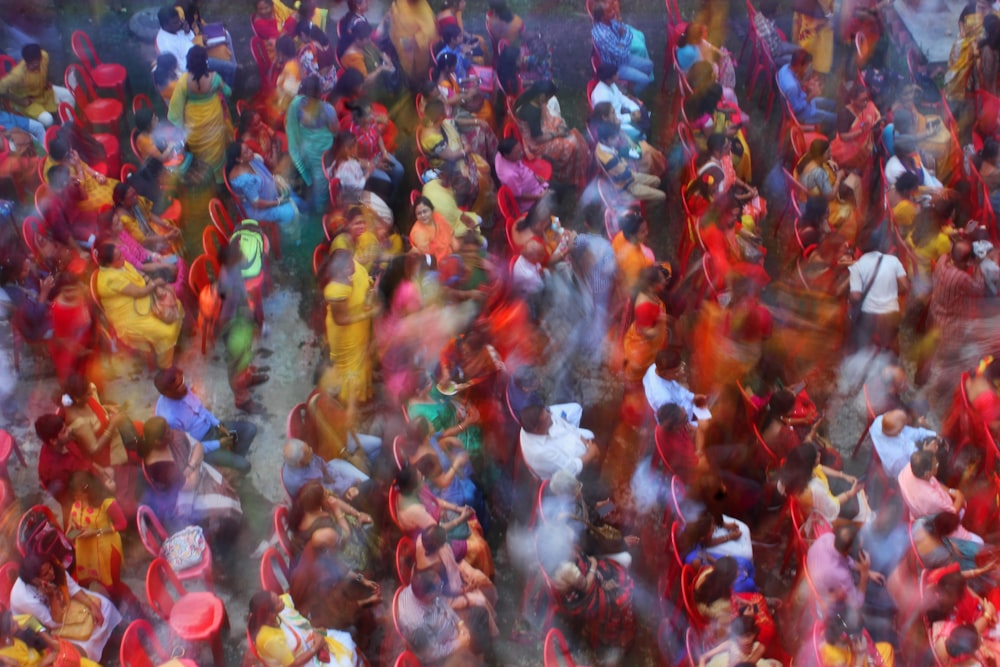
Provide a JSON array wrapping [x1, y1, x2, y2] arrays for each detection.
[[259, 546, 291, 594], [543, 628, 584, 666], [286, 402, 308, 440], [64, 65, 124, 136], [0, 55, 15, 76], [58, 102, 119, 178], [680, 564, 707, 630], [395, 536, 415, 585], [208, 198, 236, 238], [0, 562, 18, 607], [189, 254, 220, 355], [120, 163, 137, 182], [145, 557, 228, 667], [21, 216, 42, 262], [329, 177, 341, 206], [201, 225, 225, 263], [132, 93, 155, 116], [388, 484, 403, 532], [71, 31, 127, 98], [312, 243, 328, 275], [750, 421, 781, 465], [136, 505, 214, 591], [273, 505, 293, 557], [120, 619, 199, 667], [16, 504, 65, 554], [394, 651, 422, 667], [497, 184, 519, 220]]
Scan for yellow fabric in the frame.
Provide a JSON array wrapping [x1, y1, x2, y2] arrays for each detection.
[[819, 640, 895, 667], [167, 72, 233, 180], [330, 231, 382, 273], [341, 51, 369, 77], [324, 261, 373, 402], [68, 498, 123, 588], [389, 0, 438, 83], [275, 60, 302, 115], [0, 639, 43, 667], [256, 625, 296, 667], [793, 10, 834, 74], [422, 179, 470, 237], [95, 262, 183, 367], [42, 157, 118, 213], [612, 232, 653, 292], [0, 51, 57, 118], [893, 200, 918, 235]]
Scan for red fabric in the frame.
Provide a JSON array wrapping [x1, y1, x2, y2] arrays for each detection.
[[254, 17, 279, 40], [105, 499, 127, 531], [634, 301, 661, 329], [48, 300, 93, 382], [169, 592, 225, 638], [37, 441, 93, 502]]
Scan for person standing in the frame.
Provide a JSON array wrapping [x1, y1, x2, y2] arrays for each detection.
[[847, 232, 908, 353]]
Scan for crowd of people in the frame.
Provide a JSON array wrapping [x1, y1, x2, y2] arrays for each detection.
[[4, 0, 1000, 665]]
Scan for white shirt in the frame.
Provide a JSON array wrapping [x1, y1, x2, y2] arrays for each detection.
[[848, 251, 907, 314], [519, 412, 595, 480], [884, 156, 943, 190], [590, 80, 639, 126], [156, 29, 196, 72], [511, 255, 545, 294], [868, 413, 937, 478], [641, 366, 711, 422]]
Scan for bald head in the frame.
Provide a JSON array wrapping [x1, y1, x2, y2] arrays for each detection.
[[881, 409, 907, 437]]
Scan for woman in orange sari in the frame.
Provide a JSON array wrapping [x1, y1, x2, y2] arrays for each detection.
[[623, 266, 668, 382], [513, 80, 590, 190], [892, 85, 962, 187]]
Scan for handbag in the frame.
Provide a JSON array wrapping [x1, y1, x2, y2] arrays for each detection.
[[160, 525, 208, 572], [849, 253, 884, 322], [53, 597, 95, 641], [151, 286, 181, 324]]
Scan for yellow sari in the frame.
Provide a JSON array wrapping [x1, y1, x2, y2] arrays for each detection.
[[68, 498, 124, 589], [793, 0, 834, 74], [95, 261, 183, 368], [389, 0, 438, 84], [42, 157, 117, 213], [323, 260, 373, 403], [167, 72, 233, 181], [0, 638, 101, 667]]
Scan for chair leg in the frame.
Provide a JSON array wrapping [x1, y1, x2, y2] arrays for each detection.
[[209, 634, 226, 667]]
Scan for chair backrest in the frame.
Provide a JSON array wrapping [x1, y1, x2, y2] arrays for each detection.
[[680, 564, 707, 629], [21, 216, 42, 260], [64, 64, 97, 108], [543, 628, 577, 667], [392, 435, 407, 470], [136, 505, 168, 557], [120, 619, 167, 667], [497, 184, 519, 221], [188, 254, 219, 297], [286, 402, 308, 439], [58, 102, 77, 125], [684, 626, 702, 667], [145, 557, 185, 620], [393, 651, 422, 667], [202, 225, 224, 262], [0, 55, 15, 76], [0, 562, 18, 608], [329, 177, 341, 205], [208, 198, 235, 237], [71, 31, 104, 72], [388, 484, 403, 531], [132, 94, 154, 116], [312, 244, 327, 275], [16, 505, 63, 557], [273, 505, 293, 557], [392, 587, 408, 646], [260, 546, 291, 594], [120, 163, 137, 183], [395, 536, 415, 585]]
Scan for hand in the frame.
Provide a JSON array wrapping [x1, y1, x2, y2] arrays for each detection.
[[94, 172, 107, 185], [857, 548, 871, 574], [357, 512, 373, 524], [460, 505, 475, 519], [452, 451, 470, 468], [90, 603, 104, 626], [464, 404, 481, 424]]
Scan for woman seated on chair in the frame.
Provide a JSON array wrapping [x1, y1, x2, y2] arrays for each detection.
[[680, 511, 756, 591], [815, 604, 895, 667], [778, 441, 873, 530], [394, 466, 494, 578], [138, 416, 242, 540], [339, 22, 395, 89], [911, 512, 1000, 583], [396, 569, 489, 667], [691, 556, 777, 651], [226, 139, 299, 230], [248, 590, 362, 667], [414, 525, 498, 634], [325, 131, 394, 207], [540, 523, 636, 657], [109, 182, 182, 255], [103, 208, 185, 296], [927, 567, 1000, 665], [0, 608, 102, 667], [93, 243, 182, 369], [133, 108, 189, 174], [419, 98, 493, 214], [513, 79, 589, 190], [43, 138, 117, 215], [238, 107, 291, 178], [590, 102, 665, 179], [288, 481, 377, 575], [402, 417, 485, 522], [9, 554, 122, 662], [431, 55, 496, 149], [699, 616, 782, 667]]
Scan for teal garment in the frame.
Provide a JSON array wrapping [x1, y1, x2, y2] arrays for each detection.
[[407, 397, 482, 458], [285, 95, 335, 188]]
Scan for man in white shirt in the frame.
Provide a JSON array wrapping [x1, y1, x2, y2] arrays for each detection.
[[868, 409, 938, 478], [155, 5, 237, 86], [590, 63, 644, 141], [642, 349, 710, 422], [519, 404, 600, 482], [848, 233, 908, 352]]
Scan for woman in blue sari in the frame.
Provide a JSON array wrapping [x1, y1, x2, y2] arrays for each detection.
[[285, 75, 339, 211], [226, 139, 300, 235]]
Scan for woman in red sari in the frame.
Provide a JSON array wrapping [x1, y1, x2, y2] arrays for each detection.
[[513, 80, 589, 190], [623, 266, 669, 382], [47, 274, 96, 385], [943, 357, 1000, 447], [830, 83, 882, 172]]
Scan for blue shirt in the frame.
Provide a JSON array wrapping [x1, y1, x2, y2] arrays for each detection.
[[155, 391, 222, 453], [777, 63, 808, 117], [675, 44, 701, 73], [437, 45, 471, 80]]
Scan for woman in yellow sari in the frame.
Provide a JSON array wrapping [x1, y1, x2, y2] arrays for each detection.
[[623, 266, 669, 382], [817, 608, 895, 666], [248, 591, 361, 667], [0, 609, 101, 667], [323, 249, 379, 405], [419, 98, 492, 214], [793, 0, 834, 74], [272, 36, 302, 119], [43, 138, 117, 213], [94, 243, 182, 369], [167, 46, 233, 182], [388, 0, 438, 85], [945, 0, 988, 101]]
